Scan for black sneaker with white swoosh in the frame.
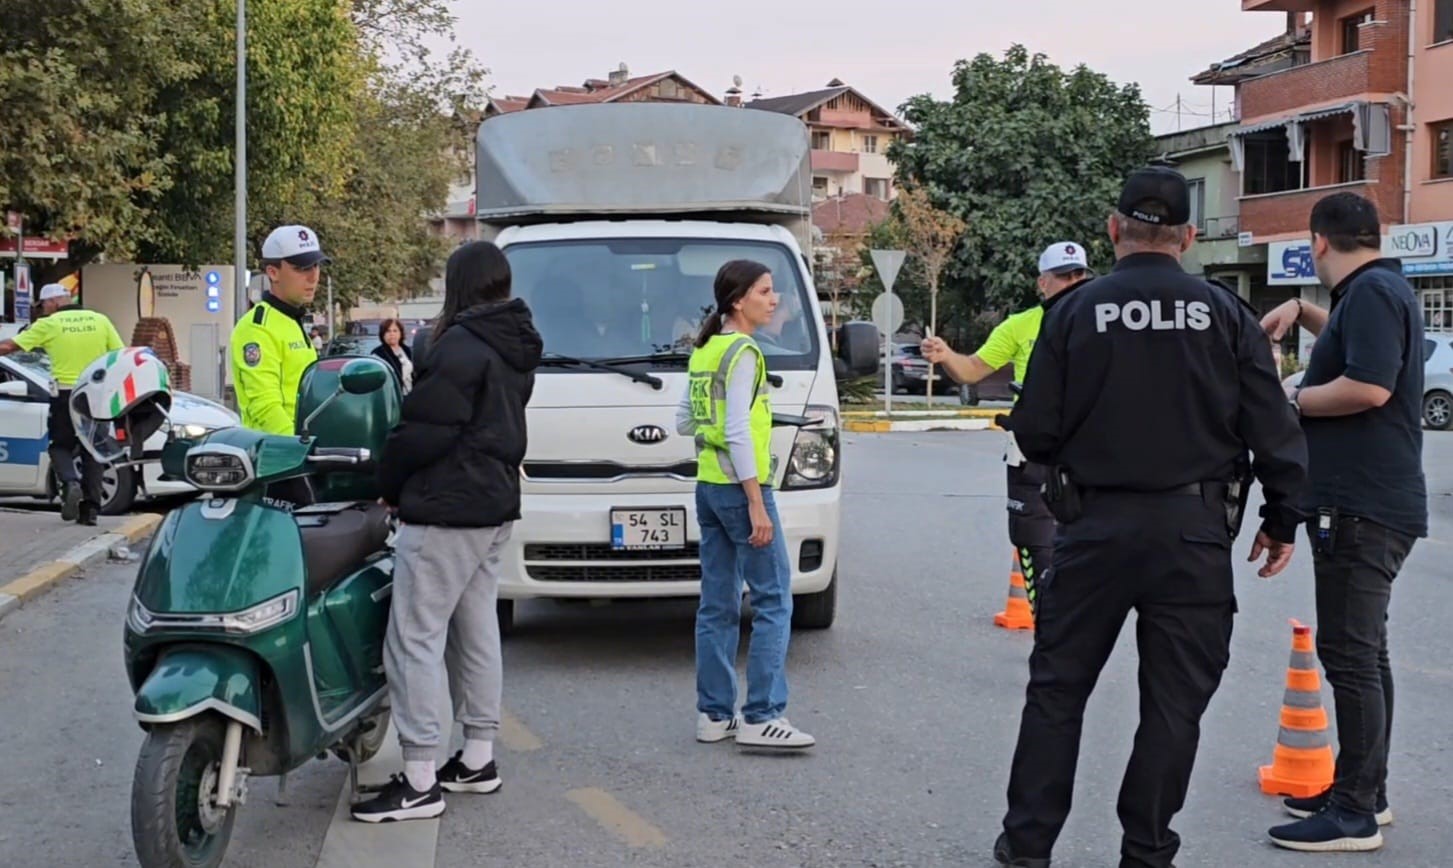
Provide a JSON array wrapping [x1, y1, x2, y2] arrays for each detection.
[[349, 773, 446, 823], [437, 751, 503, 794]]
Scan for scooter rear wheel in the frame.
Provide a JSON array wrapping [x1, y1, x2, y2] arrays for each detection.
[[131, 716, 237, 868]]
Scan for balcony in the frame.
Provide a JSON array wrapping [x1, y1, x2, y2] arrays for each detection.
[[811, 149, 859, 173], [1240, 181, 1379, 236], [1240, 51, 1377, 120], [1242, 0, 1317, 10]]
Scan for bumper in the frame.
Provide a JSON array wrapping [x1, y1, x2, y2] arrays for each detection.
[[501, 485, 841, 600]]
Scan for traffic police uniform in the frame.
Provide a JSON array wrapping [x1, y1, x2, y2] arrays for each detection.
[[976, 242, 1092, 612], [11, 284, 124, 522], [995, 168, 1308, 868], [228, 225, 326, 435]]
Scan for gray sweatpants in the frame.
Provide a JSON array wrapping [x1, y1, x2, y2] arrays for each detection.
[[383, 522, 511, 763]]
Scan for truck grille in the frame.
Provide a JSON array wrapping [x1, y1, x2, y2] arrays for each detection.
[[523, 542, 702, 583], [522, 461, 697, 481]]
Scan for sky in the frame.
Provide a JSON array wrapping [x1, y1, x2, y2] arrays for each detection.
[[436, 0, 1291, 137]]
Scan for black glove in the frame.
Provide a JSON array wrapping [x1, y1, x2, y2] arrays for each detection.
[[994, 413, 1013, 431]]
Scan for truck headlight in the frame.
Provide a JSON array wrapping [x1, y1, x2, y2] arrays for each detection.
[[184, 445, 254, 491], [782, 405, 840, 490]]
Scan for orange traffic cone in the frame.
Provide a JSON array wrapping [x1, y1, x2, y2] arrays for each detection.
[[993, 549, 1035, 631], [1258, 619, 1335, 798]]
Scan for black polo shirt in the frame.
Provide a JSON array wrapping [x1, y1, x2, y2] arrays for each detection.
[[1299, 258, 1427, 538]]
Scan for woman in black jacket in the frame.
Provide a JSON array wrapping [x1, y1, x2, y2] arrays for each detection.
[[370, 318, 415, 395], [353, 240, 543, 824]]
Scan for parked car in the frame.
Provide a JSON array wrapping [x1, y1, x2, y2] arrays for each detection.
[[1281, 331, 1453, 430], [0, 354, 239, 514], [324, 334, 381, 357]]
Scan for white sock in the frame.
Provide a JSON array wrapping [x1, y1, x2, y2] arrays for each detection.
[[404, 760, 435, 793], [460, 738, 493, 770]]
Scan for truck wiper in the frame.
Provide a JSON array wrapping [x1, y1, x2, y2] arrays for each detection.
[[539, 353, 664, 390], [599, 350, 784, 387]]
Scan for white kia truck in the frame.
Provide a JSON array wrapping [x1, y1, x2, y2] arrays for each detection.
[[466, 102, 879, 632]]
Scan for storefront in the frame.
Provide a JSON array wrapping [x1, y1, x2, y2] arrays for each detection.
[[1384, 221, 1453, 331]]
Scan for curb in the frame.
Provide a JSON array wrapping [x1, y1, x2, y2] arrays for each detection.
[[0, 513, 162, 623], [844, 418, 997, 433]]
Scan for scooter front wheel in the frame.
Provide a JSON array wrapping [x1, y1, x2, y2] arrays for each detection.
[[130, 717, 237, 868]]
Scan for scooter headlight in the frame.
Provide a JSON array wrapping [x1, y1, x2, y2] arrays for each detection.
[[123, 590, 299, 635], [185, 445, 254, 491], [224, 590, 299, 634], [126, 596, 155, 634]]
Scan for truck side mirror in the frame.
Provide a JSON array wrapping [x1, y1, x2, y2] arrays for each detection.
[[836, 321, 880, 378]]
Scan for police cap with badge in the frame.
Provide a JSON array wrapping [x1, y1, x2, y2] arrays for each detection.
[[261, 224, 332, 268]]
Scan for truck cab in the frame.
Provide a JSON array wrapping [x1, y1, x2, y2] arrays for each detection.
[[469, 103, 878, 631]]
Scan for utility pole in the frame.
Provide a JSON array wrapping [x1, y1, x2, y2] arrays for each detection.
[[234, 0, 248, 322]]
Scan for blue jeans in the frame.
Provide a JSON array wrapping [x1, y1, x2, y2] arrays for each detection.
[[695, 482, 793, 725]]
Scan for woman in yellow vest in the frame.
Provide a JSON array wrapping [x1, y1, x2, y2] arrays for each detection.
[[676, 260, 814, 750]]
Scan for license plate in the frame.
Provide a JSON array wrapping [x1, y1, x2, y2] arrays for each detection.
[[610, 507, 687, 550]]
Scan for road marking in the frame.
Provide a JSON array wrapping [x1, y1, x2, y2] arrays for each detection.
[[315, 724, 440, 868], [500, 708, 543, 752], [565, 787, 667, 848]]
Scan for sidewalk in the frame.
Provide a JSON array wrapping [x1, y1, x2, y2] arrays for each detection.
[[0, 506, 162, 621]]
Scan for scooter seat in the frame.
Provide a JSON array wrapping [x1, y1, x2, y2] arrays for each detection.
[[297, 502, 392, 597]]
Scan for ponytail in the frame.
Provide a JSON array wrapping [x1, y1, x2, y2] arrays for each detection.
[[695, 259, 771, 349]]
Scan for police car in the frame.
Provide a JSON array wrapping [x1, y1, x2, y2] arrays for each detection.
[[0, 351, 238, 514]]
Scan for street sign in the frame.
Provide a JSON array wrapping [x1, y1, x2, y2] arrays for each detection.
[[1238, 232, 1255, 248], [5, 211, 20, 233], [13, 262, 31, 324], [869, 249, 907, 291], [870, 291, 904, 336]]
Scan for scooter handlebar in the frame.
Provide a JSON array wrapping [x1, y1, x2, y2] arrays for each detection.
[[309, 447, 372, 466]]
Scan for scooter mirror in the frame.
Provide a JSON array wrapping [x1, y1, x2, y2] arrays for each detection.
[[339, 360, 388, 395]]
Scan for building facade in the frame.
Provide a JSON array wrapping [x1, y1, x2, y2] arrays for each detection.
[[745, 80, 908, 202]]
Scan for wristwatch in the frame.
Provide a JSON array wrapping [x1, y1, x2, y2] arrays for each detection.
[[1288, 386, 1303, 416]]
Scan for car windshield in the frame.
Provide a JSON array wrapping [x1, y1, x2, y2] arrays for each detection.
[[504, 238, 819, 370]]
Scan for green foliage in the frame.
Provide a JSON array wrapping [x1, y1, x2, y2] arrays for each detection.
[[888, 44, 1155, 317], [836, 374, 878, 405]]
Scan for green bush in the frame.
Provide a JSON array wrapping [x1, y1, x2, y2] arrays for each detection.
[[837, 375, 878, 405]]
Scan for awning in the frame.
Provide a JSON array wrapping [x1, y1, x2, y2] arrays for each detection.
[[1228, 101, 1391, 171]]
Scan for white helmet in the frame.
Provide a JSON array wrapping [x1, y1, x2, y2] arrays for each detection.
[[69, 347, 173, 464]]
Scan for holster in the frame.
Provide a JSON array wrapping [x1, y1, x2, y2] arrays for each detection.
[[1223, 455, 1253, 541], [1040, 465, 1083, 524]]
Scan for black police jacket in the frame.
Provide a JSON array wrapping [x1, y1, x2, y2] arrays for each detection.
[[378, 298, 543, 527], [1006, 252, 1308, 542]]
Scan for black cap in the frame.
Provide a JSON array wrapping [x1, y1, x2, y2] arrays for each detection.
[[1117, 166, 1192, 226]]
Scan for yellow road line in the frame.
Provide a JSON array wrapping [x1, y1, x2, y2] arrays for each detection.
[[499, 708, 544, 752], [565, 787, 667, 848]]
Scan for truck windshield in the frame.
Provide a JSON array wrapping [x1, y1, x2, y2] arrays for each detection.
[[504, 238, 819, 371]]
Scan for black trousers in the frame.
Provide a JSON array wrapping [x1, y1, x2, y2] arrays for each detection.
[[1311, 515, 1415, 815], [1006, 461, 1055, 614], [48, 391, 104, 510], [1002, 486, 1235, 868]]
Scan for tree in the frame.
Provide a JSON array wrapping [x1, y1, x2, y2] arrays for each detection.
[[889, 45, 1155, 317], [895, 184, 966, 336]]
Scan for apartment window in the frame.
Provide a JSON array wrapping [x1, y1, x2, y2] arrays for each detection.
[[811, 131, 831, 150], [1187, 178, 1206, 231], [1435, 121, 1453, 179], [864, 178, 890, 200], [1436, 0, 1453, 43], [863, 135, 879, 154], [812, 176, 829, 196], [1342, 9, 1373, 53], [1338, 140, 1366, 183], [1242, 131, 1304, 195]]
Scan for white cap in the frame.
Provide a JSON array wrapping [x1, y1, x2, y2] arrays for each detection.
[[38, 283, 70, 302], [261, 224, 330, 267], [1037, 241, 1090, 275]]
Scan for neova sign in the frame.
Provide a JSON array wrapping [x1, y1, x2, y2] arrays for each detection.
[[1384, 222, 1453, 276]]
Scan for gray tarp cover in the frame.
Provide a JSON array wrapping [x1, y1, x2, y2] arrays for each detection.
[[475, 103, 812, 221]]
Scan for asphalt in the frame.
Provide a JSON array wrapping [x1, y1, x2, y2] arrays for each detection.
[[0, 432, 1450, 867]]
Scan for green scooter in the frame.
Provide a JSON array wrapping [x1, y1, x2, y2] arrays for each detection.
[[121, 355, 402, 868]]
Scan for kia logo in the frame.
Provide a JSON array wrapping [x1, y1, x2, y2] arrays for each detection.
[[628, 425, 668, 444]]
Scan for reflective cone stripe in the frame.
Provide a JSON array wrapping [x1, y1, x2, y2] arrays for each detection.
[[993, 549, 1035, 631], [1258, 619, 1334, 798]]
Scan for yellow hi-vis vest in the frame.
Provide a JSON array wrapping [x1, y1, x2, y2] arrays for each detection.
[[688, 333, 774, 486]]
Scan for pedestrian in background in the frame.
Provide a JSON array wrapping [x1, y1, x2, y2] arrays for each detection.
[[1260, 192, 1427, 853], [0, 283, 124, 525], [994, 166, 1307, 868], [922, 241, 1094, 614], [356, 240, 543, 823], [372, 317, 416, 395], [678, 259, 814, 751]]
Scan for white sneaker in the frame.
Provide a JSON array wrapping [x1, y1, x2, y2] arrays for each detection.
[[735, 717, 815, 750], [696, 713, 741, 743]]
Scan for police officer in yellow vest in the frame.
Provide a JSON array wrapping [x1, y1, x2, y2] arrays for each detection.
[[920, 242, 1093, 614], [229, 224, 327, 435], [0, 283, 124, 524], [676, 259, 815, 751]]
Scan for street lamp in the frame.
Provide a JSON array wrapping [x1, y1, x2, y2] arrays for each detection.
[[234, 0, 247, 322]]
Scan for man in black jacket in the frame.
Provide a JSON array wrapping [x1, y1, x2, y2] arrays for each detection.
[[354, 240, 544, 824]]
